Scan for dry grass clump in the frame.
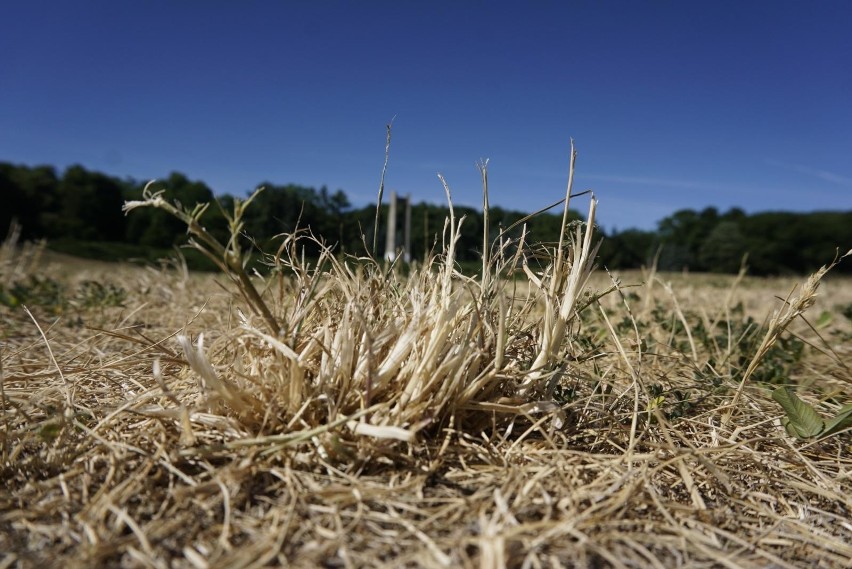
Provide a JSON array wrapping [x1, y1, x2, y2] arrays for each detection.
[[2, 151, 852, 568]]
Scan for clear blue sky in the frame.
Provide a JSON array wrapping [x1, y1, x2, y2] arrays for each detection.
[[2, 1, 850, 231]]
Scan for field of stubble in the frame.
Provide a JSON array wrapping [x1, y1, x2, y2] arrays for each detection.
[[2, 242, 851, 568]]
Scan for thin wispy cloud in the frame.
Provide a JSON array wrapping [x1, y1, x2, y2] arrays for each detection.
[[765, 160, 852, 187], [582, 174, 742, 193]]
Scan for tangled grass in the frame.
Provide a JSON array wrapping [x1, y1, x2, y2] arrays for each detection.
[[2, 152, 851, 568]]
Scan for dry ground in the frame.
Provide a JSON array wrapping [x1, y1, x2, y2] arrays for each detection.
[[2, 242, 851, 568]]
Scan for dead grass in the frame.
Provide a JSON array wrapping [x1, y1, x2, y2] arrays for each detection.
[[2, 176, 851, 568]]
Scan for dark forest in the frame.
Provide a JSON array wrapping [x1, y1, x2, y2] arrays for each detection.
[[2, 162, 849, 275]]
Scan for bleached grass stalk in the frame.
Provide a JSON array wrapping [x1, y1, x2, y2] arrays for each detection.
[[524, 195, 600, 386], [518, 142, 601, 388], [597, 302, 642, 461], [552, 142, 579, 296], [120, 144, 604, 450], [24, 306, 74, 419], [659, 280, 699, 363], [437, 173, 460, 304], [123, 184, 280, 336], [152, 359, 195, 446], [479, 158, 491, 296], [177, 334, 261, 418], [723, 249, 851, 427], [372, 119, 394, 257]]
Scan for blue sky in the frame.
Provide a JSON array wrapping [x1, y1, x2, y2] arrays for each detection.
[[2, 1, 850, 231]]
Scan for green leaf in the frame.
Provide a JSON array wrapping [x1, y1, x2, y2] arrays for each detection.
[[780, 418, 799, 438], [822, 403, 852, 438], [38, 423, 62, 442], [771, 387, 825, 439], [814, 310, 833, 329]]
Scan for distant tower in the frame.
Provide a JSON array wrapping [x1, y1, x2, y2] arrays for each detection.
[[384, 191, 412, 262], [384, 192, 398, 261], [403, 193, 412, 263]]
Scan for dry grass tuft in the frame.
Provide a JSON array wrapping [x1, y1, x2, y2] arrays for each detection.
[[2, 155, 851, 568]]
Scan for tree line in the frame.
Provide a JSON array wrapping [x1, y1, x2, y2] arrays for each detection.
[[1, 161, 850, 275]]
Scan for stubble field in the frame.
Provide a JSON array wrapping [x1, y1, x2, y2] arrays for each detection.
[[2, 215, 851, 568]]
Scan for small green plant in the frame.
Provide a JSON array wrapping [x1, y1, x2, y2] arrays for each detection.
[[0, 276, 127, 319], [647, 383, 697, 420], [772, 387, 852, 439], [0, 275, 67, 314], [72, 280, 127, 308]]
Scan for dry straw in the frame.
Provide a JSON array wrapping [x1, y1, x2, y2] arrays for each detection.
[[2, 145, 851, 567]]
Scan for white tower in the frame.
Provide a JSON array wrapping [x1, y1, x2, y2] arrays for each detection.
[[384, 192, 412, 262]]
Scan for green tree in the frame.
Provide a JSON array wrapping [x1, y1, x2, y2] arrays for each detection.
[[598, 229, 657, 269], [657, 207, 719, 270], [52, 165, 127, 240], [241, 183, 329, 256], [699, 221, 748, 273], [0, 162, 60, 239], [318, 186, 353, 251]]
